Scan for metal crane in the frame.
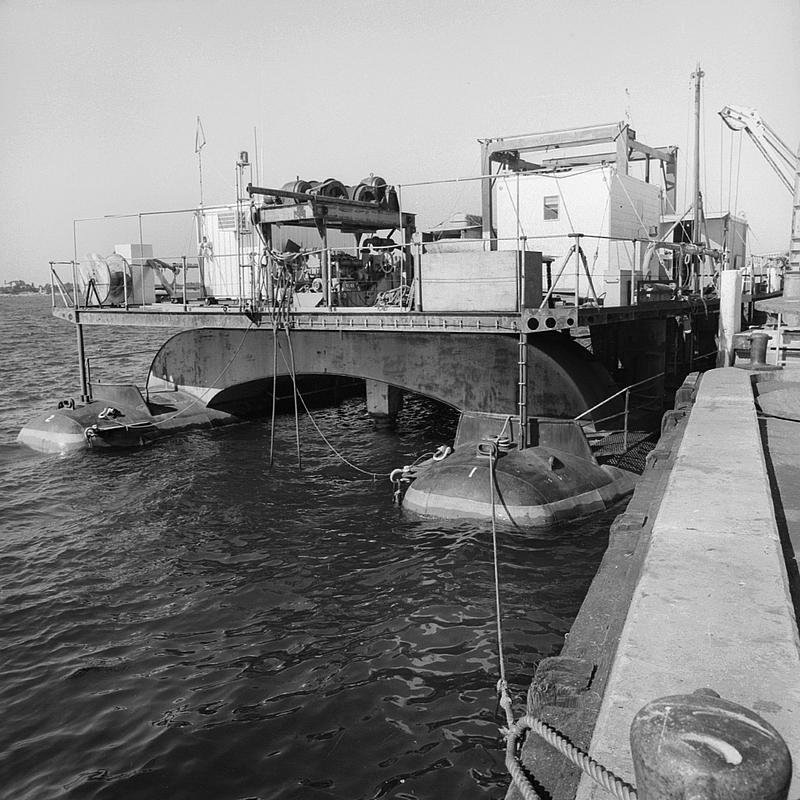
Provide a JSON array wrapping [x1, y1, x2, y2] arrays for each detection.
[[719, 104, 800, 268], [719, 105, 796, 191]]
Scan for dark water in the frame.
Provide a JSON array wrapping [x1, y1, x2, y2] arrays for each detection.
[[0, 296, 618, 800]]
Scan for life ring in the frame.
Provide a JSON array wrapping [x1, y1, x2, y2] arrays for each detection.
[[432, 445, 452, 462], [311, 278, 323, 293]]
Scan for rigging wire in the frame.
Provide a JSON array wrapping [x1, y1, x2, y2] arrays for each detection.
[[682, 76, 693, 212], [719, 116, 725, 213], [733, 133, 743, 217], [284, 325, 303, 468], [554, 174, 576, 233], [277, 326, 391, 479], [269, 324, 278, 467], [701, 81, 709, 218], [499, 172, 529, 240], [593, 166, 617, 274], [727, 125, 735, 215], [590, 186, 611, 278], [489, 449, 510, 710], [486, 444, 638, 800]]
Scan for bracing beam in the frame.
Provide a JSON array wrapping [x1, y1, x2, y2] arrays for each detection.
[[480, 123, 678, 248]]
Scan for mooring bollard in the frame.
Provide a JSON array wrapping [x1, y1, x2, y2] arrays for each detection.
[[749, 331, 770, 367], [630, 690, 792, 800]]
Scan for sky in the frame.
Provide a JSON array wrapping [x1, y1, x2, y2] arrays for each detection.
[[1, 0, 798, 284]]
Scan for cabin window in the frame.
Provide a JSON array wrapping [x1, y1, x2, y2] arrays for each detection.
[[217, 210, 236, 230], [216, 209, 251, 233], [543, 196, 559, 220]]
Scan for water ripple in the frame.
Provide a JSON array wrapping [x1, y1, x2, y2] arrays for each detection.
[[0, 296, 616, 800]]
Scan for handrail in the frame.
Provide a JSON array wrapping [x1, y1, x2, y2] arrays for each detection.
[[49, 262, 76, 308], [85, 348, 160, 387], [574, 372, 666, 421], [575, 371, 667, 451], [53, 221, 729, 314]]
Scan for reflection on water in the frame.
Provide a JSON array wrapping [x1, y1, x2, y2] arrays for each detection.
[[0, 296, 616, 800]]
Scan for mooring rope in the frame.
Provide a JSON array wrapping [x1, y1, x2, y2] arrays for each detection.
[[277, 327, 391, 480], [269, 323, 278, 467], [486, 441, 638, 800], [284, 324, 302, 468], [505, 716, 638, 800], [488, 445, 514, 731]]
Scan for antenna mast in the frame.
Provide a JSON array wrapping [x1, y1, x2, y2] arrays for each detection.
[[195, 116, 207, 212], [691, 64, 704, 247]]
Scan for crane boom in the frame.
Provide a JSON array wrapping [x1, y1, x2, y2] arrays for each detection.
[[719, 104, 800, 269]]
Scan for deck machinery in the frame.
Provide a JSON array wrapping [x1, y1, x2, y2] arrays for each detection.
[[21, 121, 737, 525], [249, 177, 415, 311]]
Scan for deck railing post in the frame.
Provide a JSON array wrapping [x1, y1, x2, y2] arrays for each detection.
[[182, 255, 188, 311], [518, 331, 528, 449], [414, 239, 422, 312], [138, 212, 145, 303], [321, 231, 330, 309], [75, 318, 90, 403], [71, 260, 79, 308], [623, 388, 630, 451], [567, 232, 582, 313]]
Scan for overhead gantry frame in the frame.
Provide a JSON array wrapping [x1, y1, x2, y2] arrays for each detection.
[[479, 122, 678, 247]]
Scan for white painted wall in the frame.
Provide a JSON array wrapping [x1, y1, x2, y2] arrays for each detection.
[[199, 207, 255, 298], [606, 173, 662, 303], [496, 166, 662, 304], [608, 172, 661, 241], [198, 210, 368, 299], [496, 168, 610, 299]]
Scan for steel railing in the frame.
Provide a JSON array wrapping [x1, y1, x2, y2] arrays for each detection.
[[50, 231, 681, 314], [574, 372, 667, 451], [56, 160, 734, 316]]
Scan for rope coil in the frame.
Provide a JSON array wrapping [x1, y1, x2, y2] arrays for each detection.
[[505, 715, 637, 800]]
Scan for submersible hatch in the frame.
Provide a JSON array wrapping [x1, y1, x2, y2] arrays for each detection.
[[393, 418, 636, 528]]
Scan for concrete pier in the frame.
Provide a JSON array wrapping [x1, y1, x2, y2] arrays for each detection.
[[574, 368, 800, 797], [365, 379, 403, 425]]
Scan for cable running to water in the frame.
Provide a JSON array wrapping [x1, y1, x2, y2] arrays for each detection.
[[277, 326, 391, 479], [486, 445, 639, 800]]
